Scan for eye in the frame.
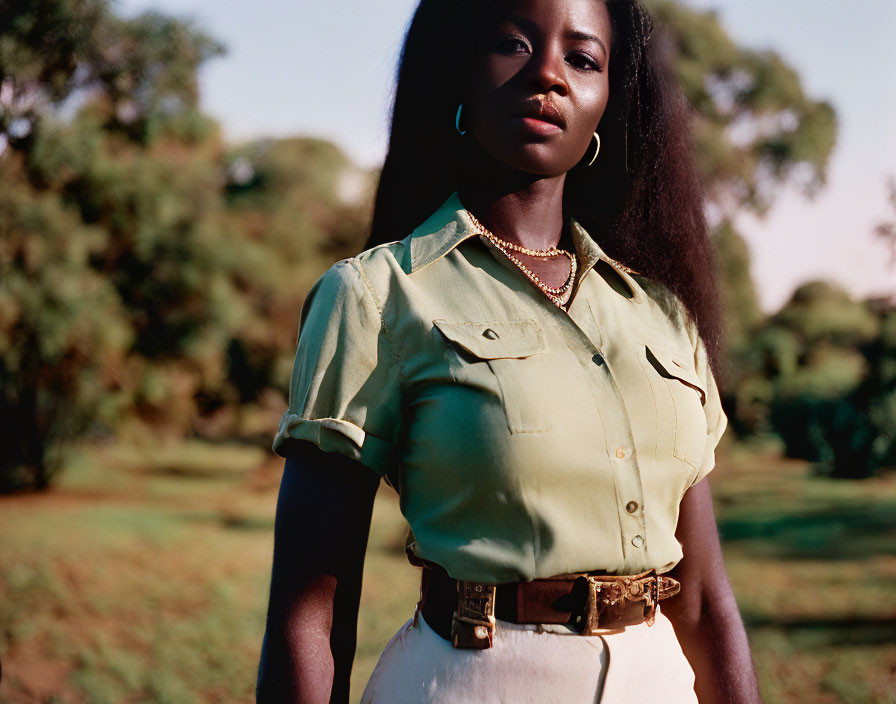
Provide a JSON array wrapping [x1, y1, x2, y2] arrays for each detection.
[[567, 51, 602, 72], [495, 35, 531, 55]]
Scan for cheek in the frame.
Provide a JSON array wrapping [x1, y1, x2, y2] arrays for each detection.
[[579, 79, 611, 132], [479, 53, 521, 89], [467, 56, 522, 120]]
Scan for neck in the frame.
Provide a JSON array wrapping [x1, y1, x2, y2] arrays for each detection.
[[457, 159, 566, 251]]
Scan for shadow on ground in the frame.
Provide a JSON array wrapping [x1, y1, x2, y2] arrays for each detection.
[[718, 501, 896, 560], [744, 615, 896, 647]]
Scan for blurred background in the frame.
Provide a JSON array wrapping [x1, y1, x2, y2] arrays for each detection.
[[1, 0, 894, 701]]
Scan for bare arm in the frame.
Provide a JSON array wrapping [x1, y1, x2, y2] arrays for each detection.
[[256, 440, 380, 704], [663, 479, 762, 704]]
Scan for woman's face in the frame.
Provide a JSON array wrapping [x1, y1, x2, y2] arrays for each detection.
[[464, 0, 612, 177]]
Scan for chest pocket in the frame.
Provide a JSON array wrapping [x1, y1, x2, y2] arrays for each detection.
[[644, 344, 707, 471], [432, 319, 557, 433]]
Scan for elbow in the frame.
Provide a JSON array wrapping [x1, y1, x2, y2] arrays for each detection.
[[256, 619, 334, 704]]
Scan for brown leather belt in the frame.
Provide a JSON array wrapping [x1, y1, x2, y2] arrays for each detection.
[[416, 564, 681, 649]]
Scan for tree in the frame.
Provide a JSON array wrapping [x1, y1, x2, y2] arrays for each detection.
[[651, 1, 837, 218], [649, 1, 838, 349], [0, 0, 106, 148], [0, 151, 131, 489], [1, 2, 229, 489], [220, 137, 374, 406], [713, 221, 763, 352], [742, 282, 896, 478], [0, 1, 840, 489], [0, 0, 223, 150]]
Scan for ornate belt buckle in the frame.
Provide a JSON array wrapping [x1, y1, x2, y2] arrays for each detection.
[[582, 576, 608, 635], [644, 572, 659, 627], [451, 581, 496, 649], [620, 571, 658, 627]]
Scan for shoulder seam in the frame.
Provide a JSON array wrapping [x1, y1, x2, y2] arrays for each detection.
[[349, 258, 406, 381]]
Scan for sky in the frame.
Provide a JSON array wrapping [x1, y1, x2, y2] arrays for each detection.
[[117, 0, 896, 312]]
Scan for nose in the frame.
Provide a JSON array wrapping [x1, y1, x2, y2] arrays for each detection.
[[526, 45, 569, 96]]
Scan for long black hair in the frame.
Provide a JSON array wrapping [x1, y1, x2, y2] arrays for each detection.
[[366, 0, 723, 365]]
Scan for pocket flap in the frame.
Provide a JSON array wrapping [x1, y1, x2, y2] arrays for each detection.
[[646, 344, 706, 405], [433, 319, 546, 359]]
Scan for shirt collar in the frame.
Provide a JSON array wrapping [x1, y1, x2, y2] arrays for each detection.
[[408, 192, 638, 298], [408, 192, 479, 273]]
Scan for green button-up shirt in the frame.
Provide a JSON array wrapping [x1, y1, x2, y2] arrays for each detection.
[[273, 193, 727, 583]]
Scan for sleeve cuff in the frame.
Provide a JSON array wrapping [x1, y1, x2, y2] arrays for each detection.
[[272, 412, 396, 476]]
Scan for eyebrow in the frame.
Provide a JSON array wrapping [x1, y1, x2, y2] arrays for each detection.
[[567, 31, 608, 58]]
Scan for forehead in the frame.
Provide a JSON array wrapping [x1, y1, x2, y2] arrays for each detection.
[[488, 0, 611, 39]]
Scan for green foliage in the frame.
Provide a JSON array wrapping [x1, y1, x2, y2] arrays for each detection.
[[731, 282, 896, 479], [0, 0, 378, 488], [773, 281, 880, 347], [852, 309, 896, 470], [0, 152, 131, 489], [0, 0, 107, 141], [0, 2, 234, 488], [86, 10, 224, 145], [0, 0, 223, 149], [219, 137, 373, 404], [762, 284, 891, 478], [0, 1, 844, 489], [647, 2, 840, 355], [714, 220, 763, 348], [650, 1, 838, 216]]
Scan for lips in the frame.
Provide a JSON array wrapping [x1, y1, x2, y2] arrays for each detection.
[[517, 98, 566, 129]]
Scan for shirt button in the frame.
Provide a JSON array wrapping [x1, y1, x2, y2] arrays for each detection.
[[482, 328, 499, 340], [591, 352, 605, 366], [631, 535, 644, 548], [626, 501, 638, 513], [615, 447, 626, 459]]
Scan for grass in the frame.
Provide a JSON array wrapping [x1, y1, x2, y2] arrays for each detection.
[[0, 440, 894, 703], [710, 447, 896, 704]]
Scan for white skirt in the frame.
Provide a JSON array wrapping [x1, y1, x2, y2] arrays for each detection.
[[361, 608, 697, 704]]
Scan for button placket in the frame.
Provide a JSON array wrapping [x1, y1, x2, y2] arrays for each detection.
[[596, 357, 644, 564], [561, 289, 647, 564], [616, 451, 646, 552]]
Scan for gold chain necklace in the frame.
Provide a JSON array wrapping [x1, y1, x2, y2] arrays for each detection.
[[467, 212, 577, 308]]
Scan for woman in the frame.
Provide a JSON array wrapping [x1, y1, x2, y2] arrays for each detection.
[[257, 0, 761, 702]]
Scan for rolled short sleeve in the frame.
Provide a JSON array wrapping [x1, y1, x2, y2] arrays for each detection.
[[691, 334, 727, 486], [272, 259, 401, 475]]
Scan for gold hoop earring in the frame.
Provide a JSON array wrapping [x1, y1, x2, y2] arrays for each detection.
[[455, 104, 466, 136], [587, 132, 601, 166]]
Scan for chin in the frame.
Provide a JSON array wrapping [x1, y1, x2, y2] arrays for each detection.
[[508, 155, 575, 178], [490, 144, 573, 177], [471, 138, 578, 179]]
